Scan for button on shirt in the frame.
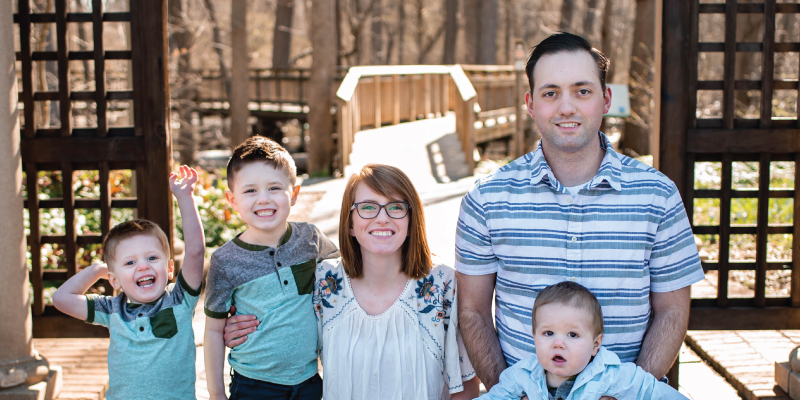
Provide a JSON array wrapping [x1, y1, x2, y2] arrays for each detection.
[[455, 133, 704, 365]]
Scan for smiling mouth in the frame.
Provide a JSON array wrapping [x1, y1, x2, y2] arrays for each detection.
[[255, 210, 276, 217], [370, 231, 394, 237], [137, 276, 155, 287], [556, 122, 580, 128]]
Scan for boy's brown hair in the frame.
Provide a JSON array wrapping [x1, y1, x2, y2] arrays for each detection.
[[531, 281, 604, 336], [339, 164, 431, 279], [226, 136, 297, 190], [102, 219, 170, 270]]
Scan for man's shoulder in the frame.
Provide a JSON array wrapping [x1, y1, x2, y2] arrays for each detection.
[[615, 153, 678, 191], [471, 153, 539, 193]]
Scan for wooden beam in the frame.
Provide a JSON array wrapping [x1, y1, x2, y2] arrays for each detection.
[[687, 129, 800, 153], [689, 307, 800, 330], [130, 0, 173, 249], [21, 137, 145, 163], [658, 0, 691, 192]]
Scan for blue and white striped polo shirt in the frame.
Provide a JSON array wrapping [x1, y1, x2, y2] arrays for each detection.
[[455, 133, 704, 366]]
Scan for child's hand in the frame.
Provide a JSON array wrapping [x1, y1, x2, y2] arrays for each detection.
[[169, 165, 199, 198], [91, 262, 109, 277]]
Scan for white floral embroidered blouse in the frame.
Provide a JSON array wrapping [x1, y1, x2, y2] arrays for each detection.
[[313, 258, 476, 400]]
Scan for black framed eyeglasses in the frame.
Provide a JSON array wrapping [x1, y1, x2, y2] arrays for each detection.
[[351, 201, 411, 219]]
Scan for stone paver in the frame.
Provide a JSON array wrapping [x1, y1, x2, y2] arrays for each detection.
[[33, 338, 109, 400], [687, 330, 797, 399]]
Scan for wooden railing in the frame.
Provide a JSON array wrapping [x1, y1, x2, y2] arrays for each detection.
[[195, 68, 346, 114], [335, 65, 478, 172], [461, 65, 528, 157], [335, 65, 529, 175]]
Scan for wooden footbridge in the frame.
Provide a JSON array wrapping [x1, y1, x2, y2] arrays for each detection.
[[193, 65, 531, 174]]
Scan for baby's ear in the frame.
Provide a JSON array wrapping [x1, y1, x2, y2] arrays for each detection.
[[592, 333, 603, 356], [168, 259, 175, 280]]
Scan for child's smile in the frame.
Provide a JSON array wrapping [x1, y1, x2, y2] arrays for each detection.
[[107, 234, 173, 304]]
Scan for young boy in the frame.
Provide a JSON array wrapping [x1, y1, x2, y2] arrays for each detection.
[[204, 136, 338, 400], [53, 165, 205, 400], [479, 281, 686, 400]]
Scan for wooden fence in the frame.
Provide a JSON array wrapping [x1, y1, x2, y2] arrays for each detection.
[[14, 0, 172, 337]]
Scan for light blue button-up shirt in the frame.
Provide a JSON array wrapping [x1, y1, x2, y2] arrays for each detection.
[[478, 347, 687, 400]]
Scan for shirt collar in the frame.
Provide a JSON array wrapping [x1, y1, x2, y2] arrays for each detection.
[[529, 132, 623, 193], [521, 346, 621, 391]]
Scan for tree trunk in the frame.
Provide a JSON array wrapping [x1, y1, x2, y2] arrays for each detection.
[[371, 0, 383, 64], [230, 0, 250, 147], [442, 0, 458, 64], [170, 0, 197, 165], [273, 0, 295, 69], [463, 0, 480, 64], [478, 0, 498, 65], [583, 0, 605, 46], [623, 0, 655, 156], [560, 0, 576, 32], [203, 0, 230, 93], [308, 0, 337, 174], [336, 0, 342, 66], [398, 1, 406, 64]]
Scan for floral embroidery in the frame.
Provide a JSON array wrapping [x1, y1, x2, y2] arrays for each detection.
[[415, 275, 453, 328], [313, 270, 343, 315]]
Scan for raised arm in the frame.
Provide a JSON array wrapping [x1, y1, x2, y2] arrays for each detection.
[[169, 165, 206, 290], [52, 262, 109, 320], [635, 287, 690, 379], [457, 271, 507, 389]]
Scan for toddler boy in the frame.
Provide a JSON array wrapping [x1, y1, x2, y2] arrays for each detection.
[[53, 166, 206, 400], [479, 281, 686, 400], [203, 136, 338, 400]]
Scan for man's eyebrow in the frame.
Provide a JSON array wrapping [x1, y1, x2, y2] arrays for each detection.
[[536, 81, 598, 91]]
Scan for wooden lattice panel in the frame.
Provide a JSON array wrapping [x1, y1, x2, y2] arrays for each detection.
[[13, 0, 172, 337], [662, 0, 800, 329]]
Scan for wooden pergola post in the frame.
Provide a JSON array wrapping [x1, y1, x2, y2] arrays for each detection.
[[0, 1, 55, 395]]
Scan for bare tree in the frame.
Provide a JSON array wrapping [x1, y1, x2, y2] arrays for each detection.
[[560, 0, 576, 32], [442, 0, 458, 64], [623, 0, 655, 156], [340, 0, 380, 65], [170, 0, 199, 165], [203, 0, 230, 92], [397, 1, 407, 64], [229, 0, 250, 146], [273, 0, 295, 69], [371, 0, 384, 64], [308, 0, 337, 174], [414, 0, 446, 64], [479, 0, 498, 64]]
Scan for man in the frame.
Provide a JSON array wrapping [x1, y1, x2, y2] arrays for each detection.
[[455, 32, 704, 393]]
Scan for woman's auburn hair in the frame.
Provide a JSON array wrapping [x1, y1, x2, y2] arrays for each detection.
[[339, 164, 432, 279]]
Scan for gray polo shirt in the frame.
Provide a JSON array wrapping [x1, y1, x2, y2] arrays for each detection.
[[86, 271, 201, 400], [204, 222, 338, 385]]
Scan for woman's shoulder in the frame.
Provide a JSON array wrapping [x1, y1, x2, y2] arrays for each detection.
[[316, 257, 344, 276], [427, 256, 456, 280]]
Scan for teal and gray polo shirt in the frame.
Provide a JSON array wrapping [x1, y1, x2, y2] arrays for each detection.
[[204, 222, 338, 385], [85, 271, 201, 400]]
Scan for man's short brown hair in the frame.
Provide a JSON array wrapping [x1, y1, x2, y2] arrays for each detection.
[[531, 281, 604, 337], [226, 136, 297, 190], [338, 164, 432, 279], [102, 219, 170, 270]]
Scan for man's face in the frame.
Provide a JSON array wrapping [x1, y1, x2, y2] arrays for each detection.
[[525, 50, 612, 157]]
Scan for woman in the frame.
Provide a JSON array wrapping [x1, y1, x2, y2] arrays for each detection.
[[224, 164, 479, 400]]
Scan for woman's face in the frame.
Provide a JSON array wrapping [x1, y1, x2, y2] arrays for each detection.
[[349, 183, 410, 261]]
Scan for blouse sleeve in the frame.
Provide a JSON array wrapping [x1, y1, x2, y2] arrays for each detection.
[[443, 268, 476, 394]]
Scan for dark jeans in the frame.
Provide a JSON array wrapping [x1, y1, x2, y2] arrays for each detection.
[[229, 370, 322, 400]]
